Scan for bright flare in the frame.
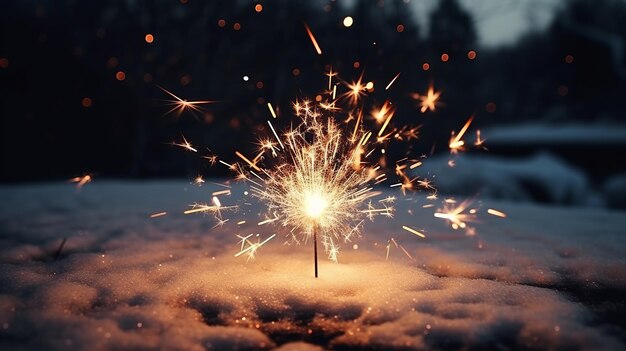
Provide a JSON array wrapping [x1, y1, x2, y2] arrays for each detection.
[[304, 191, 328, 218]]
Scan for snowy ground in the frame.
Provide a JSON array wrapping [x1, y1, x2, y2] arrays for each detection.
[[1, 181, 625, 350]]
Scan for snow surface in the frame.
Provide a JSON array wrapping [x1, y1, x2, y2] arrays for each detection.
[[1, 181, 625, 350]]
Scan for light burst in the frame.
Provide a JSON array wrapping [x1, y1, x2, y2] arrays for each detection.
[[248, 110, 392, 276], [413, 84, 442, 113]]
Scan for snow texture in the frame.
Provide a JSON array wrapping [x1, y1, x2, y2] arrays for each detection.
[[1, 181, 625, 350]]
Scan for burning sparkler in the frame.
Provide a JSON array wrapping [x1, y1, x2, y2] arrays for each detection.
[[244, 109, 392, 277], [163, 64, 493, 277]]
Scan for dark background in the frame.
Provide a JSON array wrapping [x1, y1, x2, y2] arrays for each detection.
[[1, 0, 625, 191]]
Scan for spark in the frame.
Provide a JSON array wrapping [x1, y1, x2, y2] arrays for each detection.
[[157, 85, 214, 118], [219, 160, 235, 169], [172, 135, 197, 152], [304, 23, 322, 55], [212, 189, 231, 197], [326, 66, 338, 90], [449, 116, 474, 153], [267, 120, 285, 150], [487, 208, 507, 218], [258, 217, 279, 226], [193, 176, 205, 185], [183, 200, 236, 215], [69, 174, 92, 189], [267, 102, 277, 118], [385, 72, 401, 90], [344, 73, 367, 105], [377, 102, 395, 137], [417, 178, 435, 190], [409, 161, 422, 169], [372, 100, 394, 124], [413, 84, 441, 113], [402, 225, 426, 238], [434, 199, 475, 230], [149, 211, 167, 218], [183, 203, 219, 215], [235, 151, 262, 172], [235, 233, 277, 261], [475, 130, 486, 148], [203, 154, 218, 166]]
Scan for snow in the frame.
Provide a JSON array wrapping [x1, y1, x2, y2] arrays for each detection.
[[483, 123, 626, 145], [605, 173, 626, 209], [1, 181, 625, 350], [412, 153, 592, 205]]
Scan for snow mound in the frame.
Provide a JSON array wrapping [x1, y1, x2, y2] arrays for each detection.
[[413, 153, 591, 205]]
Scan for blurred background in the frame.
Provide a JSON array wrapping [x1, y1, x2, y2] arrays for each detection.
[[1, 0, 626, 208]]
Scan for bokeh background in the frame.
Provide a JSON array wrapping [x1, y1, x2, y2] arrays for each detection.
[[2, 0, 626, 208]]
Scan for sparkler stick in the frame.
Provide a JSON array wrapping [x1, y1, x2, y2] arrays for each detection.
[[313, 223, 318, 278]]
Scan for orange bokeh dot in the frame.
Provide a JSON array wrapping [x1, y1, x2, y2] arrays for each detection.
[[144, 34, 154, 43], [81, 97, 92, 108], [315, 95, 322, 102], [180, 74, 191, 86], [0, 58, 8, 68], [233, 23, 241, 31], [486, 102, 496, 113], [441, 53, 449, 62], [255, 4, 263, 12], [292, 68, 301, 76], [115, 71, 126, 81], [565, 55, 574, 64], [467, 50, 476, 60], [396, 24, 405, 33], [422, 63, 430, 71], [218, 19, 226, 27], [353, 61, 360, 69]]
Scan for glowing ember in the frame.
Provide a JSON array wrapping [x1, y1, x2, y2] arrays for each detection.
[[487, 208, 507, 218], [303, 23, 322, 55], [69, 174, 92, 189]]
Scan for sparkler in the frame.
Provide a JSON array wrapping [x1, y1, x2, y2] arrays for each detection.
[[245, 109, 392, 277], [162, 67, 494, 276]]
